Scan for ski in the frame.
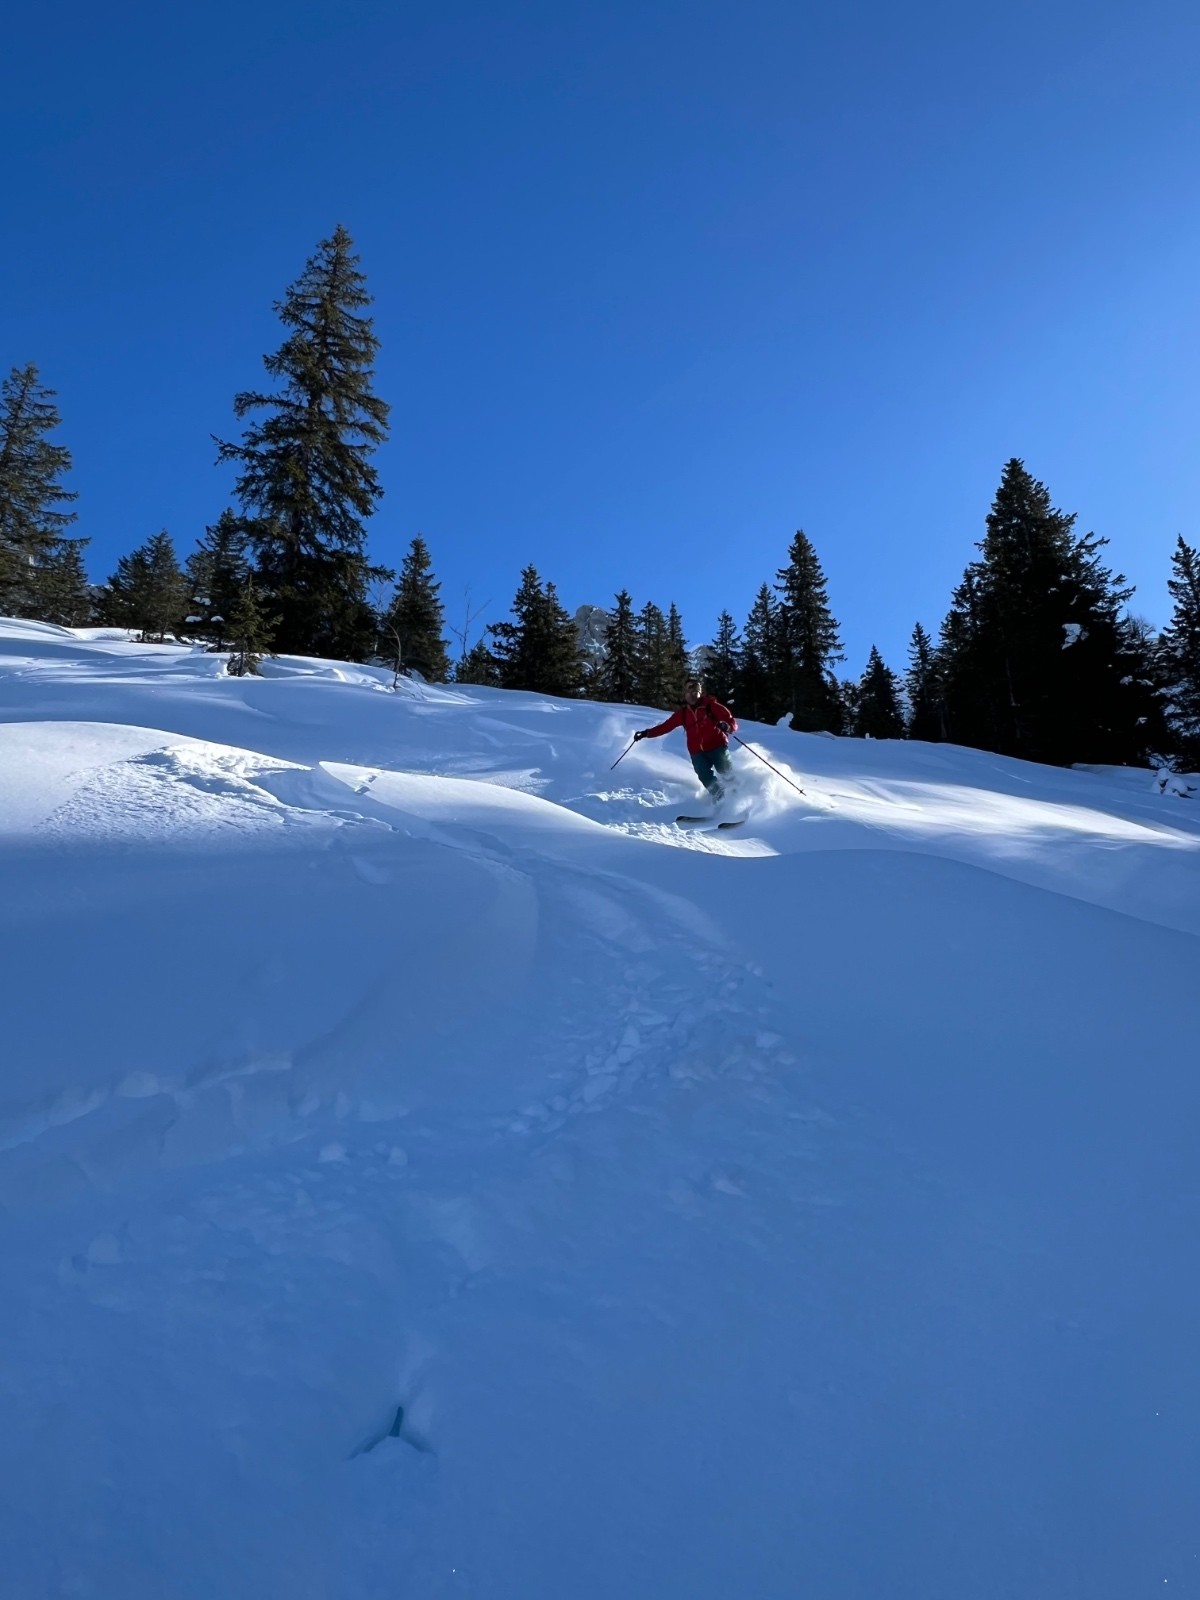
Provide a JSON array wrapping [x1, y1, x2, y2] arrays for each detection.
[[675, 814, 747, 830]]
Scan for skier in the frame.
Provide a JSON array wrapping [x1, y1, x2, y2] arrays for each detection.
[[633, 678, 738, 801]]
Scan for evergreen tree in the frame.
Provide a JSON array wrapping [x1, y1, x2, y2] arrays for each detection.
[[226, 576, 277, 676], [139, 530, 189, 642], [97, 549, 147, 631], [37, 538, 93, 627], [0, 364, 78, 616], [940, 459, 1165, 765], [705, 610, 741, 705], [382, 536, 449, 680], [633, 601, 671, 708], [1160, 534, 1200, 765], [487, 567, 538, 689], [774, 530, 844, 731], [185, 510, 249, 647], [100, 531, 188, 640], [735, 584, 781, 722], [488, 567, 585, 696], [216, 225, 389, 658], [854, 646, 905, 738], [938, 568, 985, 739], [595, 589, 639, 703], [668, 601, 684, 691], [665, 604, 690, 702], [454, 638, 502, 686], [905, 622, 945, 741], [837, 676, 860, 733], [541, 581, 587, 697]]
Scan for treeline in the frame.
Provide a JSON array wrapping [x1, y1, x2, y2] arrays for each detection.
[[683, 472, 1200, 773], [2, 225, 1199, 768]]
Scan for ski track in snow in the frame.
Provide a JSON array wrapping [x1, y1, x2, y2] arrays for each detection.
[[2, 622, 1200, 1599]]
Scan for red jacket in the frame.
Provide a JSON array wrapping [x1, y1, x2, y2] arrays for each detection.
[[643, 695, 736, 755]]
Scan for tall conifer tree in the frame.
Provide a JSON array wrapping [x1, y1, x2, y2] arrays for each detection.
[[940, 459, 1164, 764], [854, 646, 905, 738], [0, 364, 78, 616], [634, 601, 672, 708], [774, 530, 844, 731], [100, 531, 188, 641], [37, 538, 93, 627], [216, 225, 389, 659], [736, 584, 781, 723], [1160, 534, 1200, 765], [837, 677, 860, 733], [705, 610, 741, 705], [541, 581, 586, 697], [596, 589, 639, 703], [186, 510, 249, 646], [665, 603, 689, 701], [383, 536, 449, 680], [905, 622, 945, 740], [488, 567, 540, 688], [488, 567, 584, 696]]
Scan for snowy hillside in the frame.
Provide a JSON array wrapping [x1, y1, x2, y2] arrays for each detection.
[[2, 617, 1199, 1599]]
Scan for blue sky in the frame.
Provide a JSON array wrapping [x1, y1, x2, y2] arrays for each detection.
[[4, 0, 1199, 674]]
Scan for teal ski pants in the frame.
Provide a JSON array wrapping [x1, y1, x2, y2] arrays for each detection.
[[691, 746, 734, 796]]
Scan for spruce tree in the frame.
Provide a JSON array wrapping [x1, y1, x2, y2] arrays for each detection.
[[938, 569, 986, 740], [940, 459, 1165, 765], [837, 676, 860, 733], [665, 604, 690, 702], [905, 622, 945, 741], [542, 581, 587, 697], [37, 538, 93, 627], [100, 531, 188, 641], [1160, 535, 1200, 765], [736, 584, 781, 723], [488, 567, 536, 688], [774, 530, 844, 731], [98, 547, 148, 631], [854, 646, 905, 738], [596, 589, 639, 703], [186, 510, 249, 647], [489, 566, 542, 690], [634, 601, 671, 708], [216, 225, 389, 659], [382, 536, 449, 681], [705, 610, 741, 705], [226, 576, 277, 676], [0, 364, 78, 616], [455, 638, 502, 686], [488, 567, 584, 696]]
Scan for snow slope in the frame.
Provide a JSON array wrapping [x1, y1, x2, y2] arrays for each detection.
[[2, 618, 1198, 1599]]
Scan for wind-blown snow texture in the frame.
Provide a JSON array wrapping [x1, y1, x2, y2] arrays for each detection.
[[2, 618, 1198, 1599]]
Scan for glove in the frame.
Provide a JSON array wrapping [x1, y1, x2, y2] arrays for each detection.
[[633, 730, 646, 741], [717, 720, 731, 734]]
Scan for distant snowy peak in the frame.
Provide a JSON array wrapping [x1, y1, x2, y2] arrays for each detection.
[[573, 604, 611, 664]]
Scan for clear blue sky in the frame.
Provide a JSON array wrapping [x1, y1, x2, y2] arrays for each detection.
[[4, 0, 1199, 673]]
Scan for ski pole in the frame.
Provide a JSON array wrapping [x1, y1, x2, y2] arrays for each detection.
[[610, 737, 637, 771], [729, 731, 807, 796]]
